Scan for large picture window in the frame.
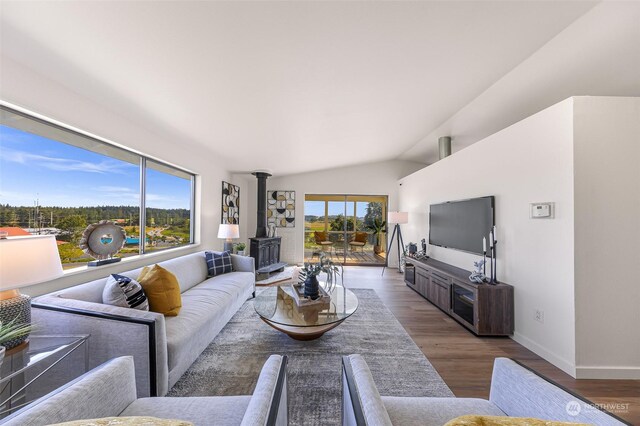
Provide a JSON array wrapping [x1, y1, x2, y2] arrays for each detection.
[[0, 106, 195, 269]]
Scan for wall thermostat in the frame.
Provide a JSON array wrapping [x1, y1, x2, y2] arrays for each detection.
[[530, 202, 554, 219]]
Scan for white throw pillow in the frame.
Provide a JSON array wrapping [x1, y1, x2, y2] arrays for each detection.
[[103, 274, 149, 311]]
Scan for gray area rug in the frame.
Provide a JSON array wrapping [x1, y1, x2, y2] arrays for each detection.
[[168, 288, 453, 425]]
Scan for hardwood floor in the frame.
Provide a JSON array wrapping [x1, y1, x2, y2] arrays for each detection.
[[344, 266, 639, 424]]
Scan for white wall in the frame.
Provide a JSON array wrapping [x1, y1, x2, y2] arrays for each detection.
[[573, 97, 640, 379], [399, 96, 640, 379], [237, 160, 424, 265], [399, 99, 577, 375], [1, 57, 238, 296]]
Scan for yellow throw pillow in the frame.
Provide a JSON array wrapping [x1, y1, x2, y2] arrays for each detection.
[[137, 265, 182, 316], [444, 415, 591, 426], [51, 417, 193, 426]]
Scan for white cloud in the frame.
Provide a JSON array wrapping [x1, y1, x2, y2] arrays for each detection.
[[0, 189, 138, 208], [93, 188, 188, 208], [0, 189, 39, 207], [1, 186, 187, 209], [2, 148, 134, 174], [94, 186, 139, 202], [96, 186, 138, 193], [145, 193, 189, 210]]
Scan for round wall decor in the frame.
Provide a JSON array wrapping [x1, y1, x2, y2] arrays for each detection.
[[79, 220, 127, 260]]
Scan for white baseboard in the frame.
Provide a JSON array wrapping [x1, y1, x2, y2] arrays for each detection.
[[576, 366, 640, 380], [510, 334, 640, 379], [511, 332, 576, 377]]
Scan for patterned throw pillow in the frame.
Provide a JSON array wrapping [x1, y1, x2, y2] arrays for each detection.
[[205, 251, 233, 276], [103, 274, 149, 311]]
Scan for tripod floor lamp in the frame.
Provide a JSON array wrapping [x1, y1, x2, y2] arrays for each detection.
[[382, 211, 408, 275]]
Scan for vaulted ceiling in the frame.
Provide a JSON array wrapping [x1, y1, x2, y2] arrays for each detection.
[[3, 1, 635, 175]]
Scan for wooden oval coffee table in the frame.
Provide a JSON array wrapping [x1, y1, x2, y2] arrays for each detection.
[[254, 284, 358, 340]]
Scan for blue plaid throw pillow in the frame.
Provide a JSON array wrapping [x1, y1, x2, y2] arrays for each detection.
[[205, 251, 233, 276]]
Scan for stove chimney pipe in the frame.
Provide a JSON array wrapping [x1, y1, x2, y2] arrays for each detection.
[[252, 171, 272, 238], [439, 136, 452, 160]]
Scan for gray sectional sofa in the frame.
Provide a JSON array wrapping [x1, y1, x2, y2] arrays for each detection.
[[3, 355, 288, 426], [31, 251, 255, 397], [342, 355, 629, 426]]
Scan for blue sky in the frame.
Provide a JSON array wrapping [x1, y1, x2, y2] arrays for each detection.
[[0, 125, 191, 209], [305, 201, 369, 218]]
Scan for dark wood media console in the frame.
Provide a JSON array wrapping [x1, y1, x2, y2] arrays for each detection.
[[405, 258, 514, 336]]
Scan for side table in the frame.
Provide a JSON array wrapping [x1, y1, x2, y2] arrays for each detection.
[[0, 334, 89, 419]]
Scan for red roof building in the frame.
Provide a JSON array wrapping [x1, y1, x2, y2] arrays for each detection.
[[0, 227, 32, 236]]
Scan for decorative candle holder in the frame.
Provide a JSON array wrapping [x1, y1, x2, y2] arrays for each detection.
[[490, 243, 499, 284], [483, 251, 487, 276]]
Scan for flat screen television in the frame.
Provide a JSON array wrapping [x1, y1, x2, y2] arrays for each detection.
[[429, 196, 494, 255]]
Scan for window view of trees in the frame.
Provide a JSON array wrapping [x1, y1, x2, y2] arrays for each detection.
[[0, 107, 194, 269], [329, 215, 358, 232], [145, 161, 192, 252], [363, 202, 383, 229]]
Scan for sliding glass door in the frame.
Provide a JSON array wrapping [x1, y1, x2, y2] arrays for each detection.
[[304, 194, 388, 266]]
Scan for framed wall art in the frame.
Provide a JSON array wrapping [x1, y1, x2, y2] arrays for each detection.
[[267, 190, 295, 228], [222, 181, 240, 224]]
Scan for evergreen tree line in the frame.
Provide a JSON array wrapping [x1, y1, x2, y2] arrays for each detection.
[[0, 204, 189, 228]]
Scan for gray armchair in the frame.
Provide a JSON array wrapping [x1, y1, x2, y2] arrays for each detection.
[[3, 355, 288, 426], [342, 355, 628, 426]]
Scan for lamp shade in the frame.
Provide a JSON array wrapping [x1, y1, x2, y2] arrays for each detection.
[[217, 224, 240, 239], [0, 235, 63, 290], [388, 211, 408, 224]]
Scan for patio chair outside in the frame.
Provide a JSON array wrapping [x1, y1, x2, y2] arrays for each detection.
[[314, 230, 334, 254], [349, 232, 368, 252]]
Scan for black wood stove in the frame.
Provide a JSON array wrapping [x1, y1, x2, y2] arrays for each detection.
[[250, 171, 286, 274]]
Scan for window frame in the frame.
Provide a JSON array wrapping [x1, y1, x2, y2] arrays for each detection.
[[0, 104, 197, 260]]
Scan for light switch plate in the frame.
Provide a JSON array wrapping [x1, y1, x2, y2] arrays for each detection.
[[530, 202, 554, 219]]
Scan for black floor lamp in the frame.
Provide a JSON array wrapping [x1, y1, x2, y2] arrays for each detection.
[[382, 211, 408, 275]]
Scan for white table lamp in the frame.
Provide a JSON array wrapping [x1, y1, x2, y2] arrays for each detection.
[[218, 224, 240, 252], [388, 211, 409, 224], [0, 235, 63, 348]]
